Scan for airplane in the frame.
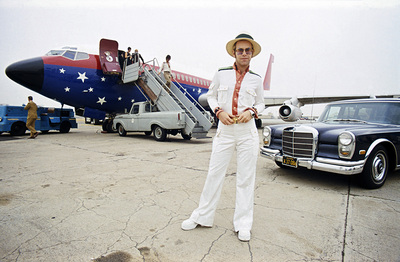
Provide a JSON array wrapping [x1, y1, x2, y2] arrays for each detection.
[[5, 38, 277, 130], [5, 39, 217, 132]]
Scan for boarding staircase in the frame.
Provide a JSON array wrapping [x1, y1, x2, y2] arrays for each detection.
[[122, 59, 212, 138]]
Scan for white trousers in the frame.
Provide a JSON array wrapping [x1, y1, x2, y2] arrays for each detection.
[[189, 120, 259, 232]]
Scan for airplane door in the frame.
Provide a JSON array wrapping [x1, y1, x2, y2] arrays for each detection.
[[99, 39, 122, 75]]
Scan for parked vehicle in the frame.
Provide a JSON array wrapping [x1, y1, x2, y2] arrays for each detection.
[[0, 105, 77, 136], [113, 101, 192, 141], [260, 98, 400, 189]]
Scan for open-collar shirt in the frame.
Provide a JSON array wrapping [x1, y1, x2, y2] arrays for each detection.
[[207, 63, 264, 117]]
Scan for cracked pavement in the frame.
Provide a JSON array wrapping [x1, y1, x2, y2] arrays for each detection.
[[1, 119, 399, 261]]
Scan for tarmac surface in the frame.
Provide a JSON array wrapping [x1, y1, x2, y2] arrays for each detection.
[[1, 119, 399, 262]]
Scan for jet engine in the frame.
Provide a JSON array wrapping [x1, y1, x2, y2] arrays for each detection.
[[278, 98, 303, 122]]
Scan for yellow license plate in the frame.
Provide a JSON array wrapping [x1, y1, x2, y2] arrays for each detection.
[[282, 156, 298, 168]]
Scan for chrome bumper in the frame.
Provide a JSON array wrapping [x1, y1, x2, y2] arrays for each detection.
[[260, 147, 365, 175]]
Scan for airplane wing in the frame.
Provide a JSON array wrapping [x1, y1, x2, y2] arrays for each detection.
[[264, 94, 400, 107]]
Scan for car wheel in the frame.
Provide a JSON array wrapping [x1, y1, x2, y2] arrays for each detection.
[[118, 124, 126, 136], [360, 145, 388, 189], [153, 125, 167, 141]]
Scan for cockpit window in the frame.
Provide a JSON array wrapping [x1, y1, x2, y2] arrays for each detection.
[[45, 49, 89, 61], [63, 51, 76, 60], [76, 52, 89, 60], [46, 50, 65, 56]]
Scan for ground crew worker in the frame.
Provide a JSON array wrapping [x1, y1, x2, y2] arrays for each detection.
[[181, 33, 265, 242], [24, 96, 38, 139]]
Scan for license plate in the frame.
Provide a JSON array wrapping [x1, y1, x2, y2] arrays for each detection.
[[282, 156, 298, 168]]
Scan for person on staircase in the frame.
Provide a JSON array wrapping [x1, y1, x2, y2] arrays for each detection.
[[159, 55, 172, 93]]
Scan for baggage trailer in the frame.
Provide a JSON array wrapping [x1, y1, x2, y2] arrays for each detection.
[[0, 105, 77, 136]]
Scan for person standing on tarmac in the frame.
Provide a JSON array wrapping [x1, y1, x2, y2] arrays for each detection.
[[24, 96, 38, 139], [181, 33, 264, 242]]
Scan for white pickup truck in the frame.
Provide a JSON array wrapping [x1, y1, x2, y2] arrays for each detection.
[[113, 101, 191, 141]]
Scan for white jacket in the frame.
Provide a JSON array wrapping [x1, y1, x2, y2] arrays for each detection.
[[207, 66, 264, 115]]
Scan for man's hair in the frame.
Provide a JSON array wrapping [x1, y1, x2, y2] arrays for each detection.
[[166, 55, 171, 60], [233, 41, 254, 52], [28, 96, 33, 101]]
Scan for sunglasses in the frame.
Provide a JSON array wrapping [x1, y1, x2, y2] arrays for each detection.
[[235, 48, 253, 55]]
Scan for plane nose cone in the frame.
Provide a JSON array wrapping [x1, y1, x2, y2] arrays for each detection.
[[5, 57, 44, 92]]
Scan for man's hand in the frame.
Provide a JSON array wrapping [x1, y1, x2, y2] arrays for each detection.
[[218, 111, 235, 125], [237, 110, 252, 124]]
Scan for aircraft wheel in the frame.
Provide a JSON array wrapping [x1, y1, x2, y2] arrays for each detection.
[[153, 125, 167, 141], [181, 133, 192, 140], [102, 119, 109, 131]]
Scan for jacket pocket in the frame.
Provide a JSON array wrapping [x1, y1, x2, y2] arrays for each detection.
[[242, 87, 257, 106], [217, 85, 229, 104]]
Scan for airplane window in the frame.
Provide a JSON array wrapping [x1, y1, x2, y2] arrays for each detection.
[[185, 76, 188, 82], [76, 52, 89, 60], [63, 50, 76, 60], [201, 80, 204, 86], [197, 78, 200, 84], [46, 50, 65, 56]]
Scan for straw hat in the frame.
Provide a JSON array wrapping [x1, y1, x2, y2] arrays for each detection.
[[226, 33, 261, 58]]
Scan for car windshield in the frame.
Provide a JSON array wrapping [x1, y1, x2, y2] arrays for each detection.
[[318, 101, 400, 125]]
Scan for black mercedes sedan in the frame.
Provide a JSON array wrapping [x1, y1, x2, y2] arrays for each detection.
[[260, 98, 400, 189]]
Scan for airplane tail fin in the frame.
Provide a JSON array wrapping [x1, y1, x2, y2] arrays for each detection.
[[263, 54, 274, 90]]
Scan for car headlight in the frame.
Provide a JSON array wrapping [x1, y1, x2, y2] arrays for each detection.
[[263, 126, 271, 146], [338, 132, 355, 159]]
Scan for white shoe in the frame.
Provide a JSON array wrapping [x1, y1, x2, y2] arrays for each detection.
[[181, 219, 198, 231], [238, 230, 251, 241]]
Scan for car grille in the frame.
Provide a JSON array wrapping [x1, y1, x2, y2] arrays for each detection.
[[282, 126, 317, 158]]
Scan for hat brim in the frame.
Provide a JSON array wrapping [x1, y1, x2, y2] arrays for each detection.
[[226, 37, 261, 58]]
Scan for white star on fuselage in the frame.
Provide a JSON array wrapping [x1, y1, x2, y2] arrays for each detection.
[[118, 97, 122, 101], [88, 87, 94, 92], [97, 97, 107, 105], [64, 87, 70, 92], [77, 72, 88, 83], [59, 68, 66, 74], [101, 77, 106, 82]]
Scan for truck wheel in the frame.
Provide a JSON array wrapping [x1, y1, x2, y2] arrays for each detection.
[[11, 122, 26, 136], [60, 121, 71, 133], [118, 124, 127, 136], [153, 125, 167, 141], [359, 145, 388, 189]]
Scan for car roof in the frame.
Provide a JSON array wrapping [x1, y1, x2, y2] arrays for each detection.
[[328, 98, 400, 105]]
